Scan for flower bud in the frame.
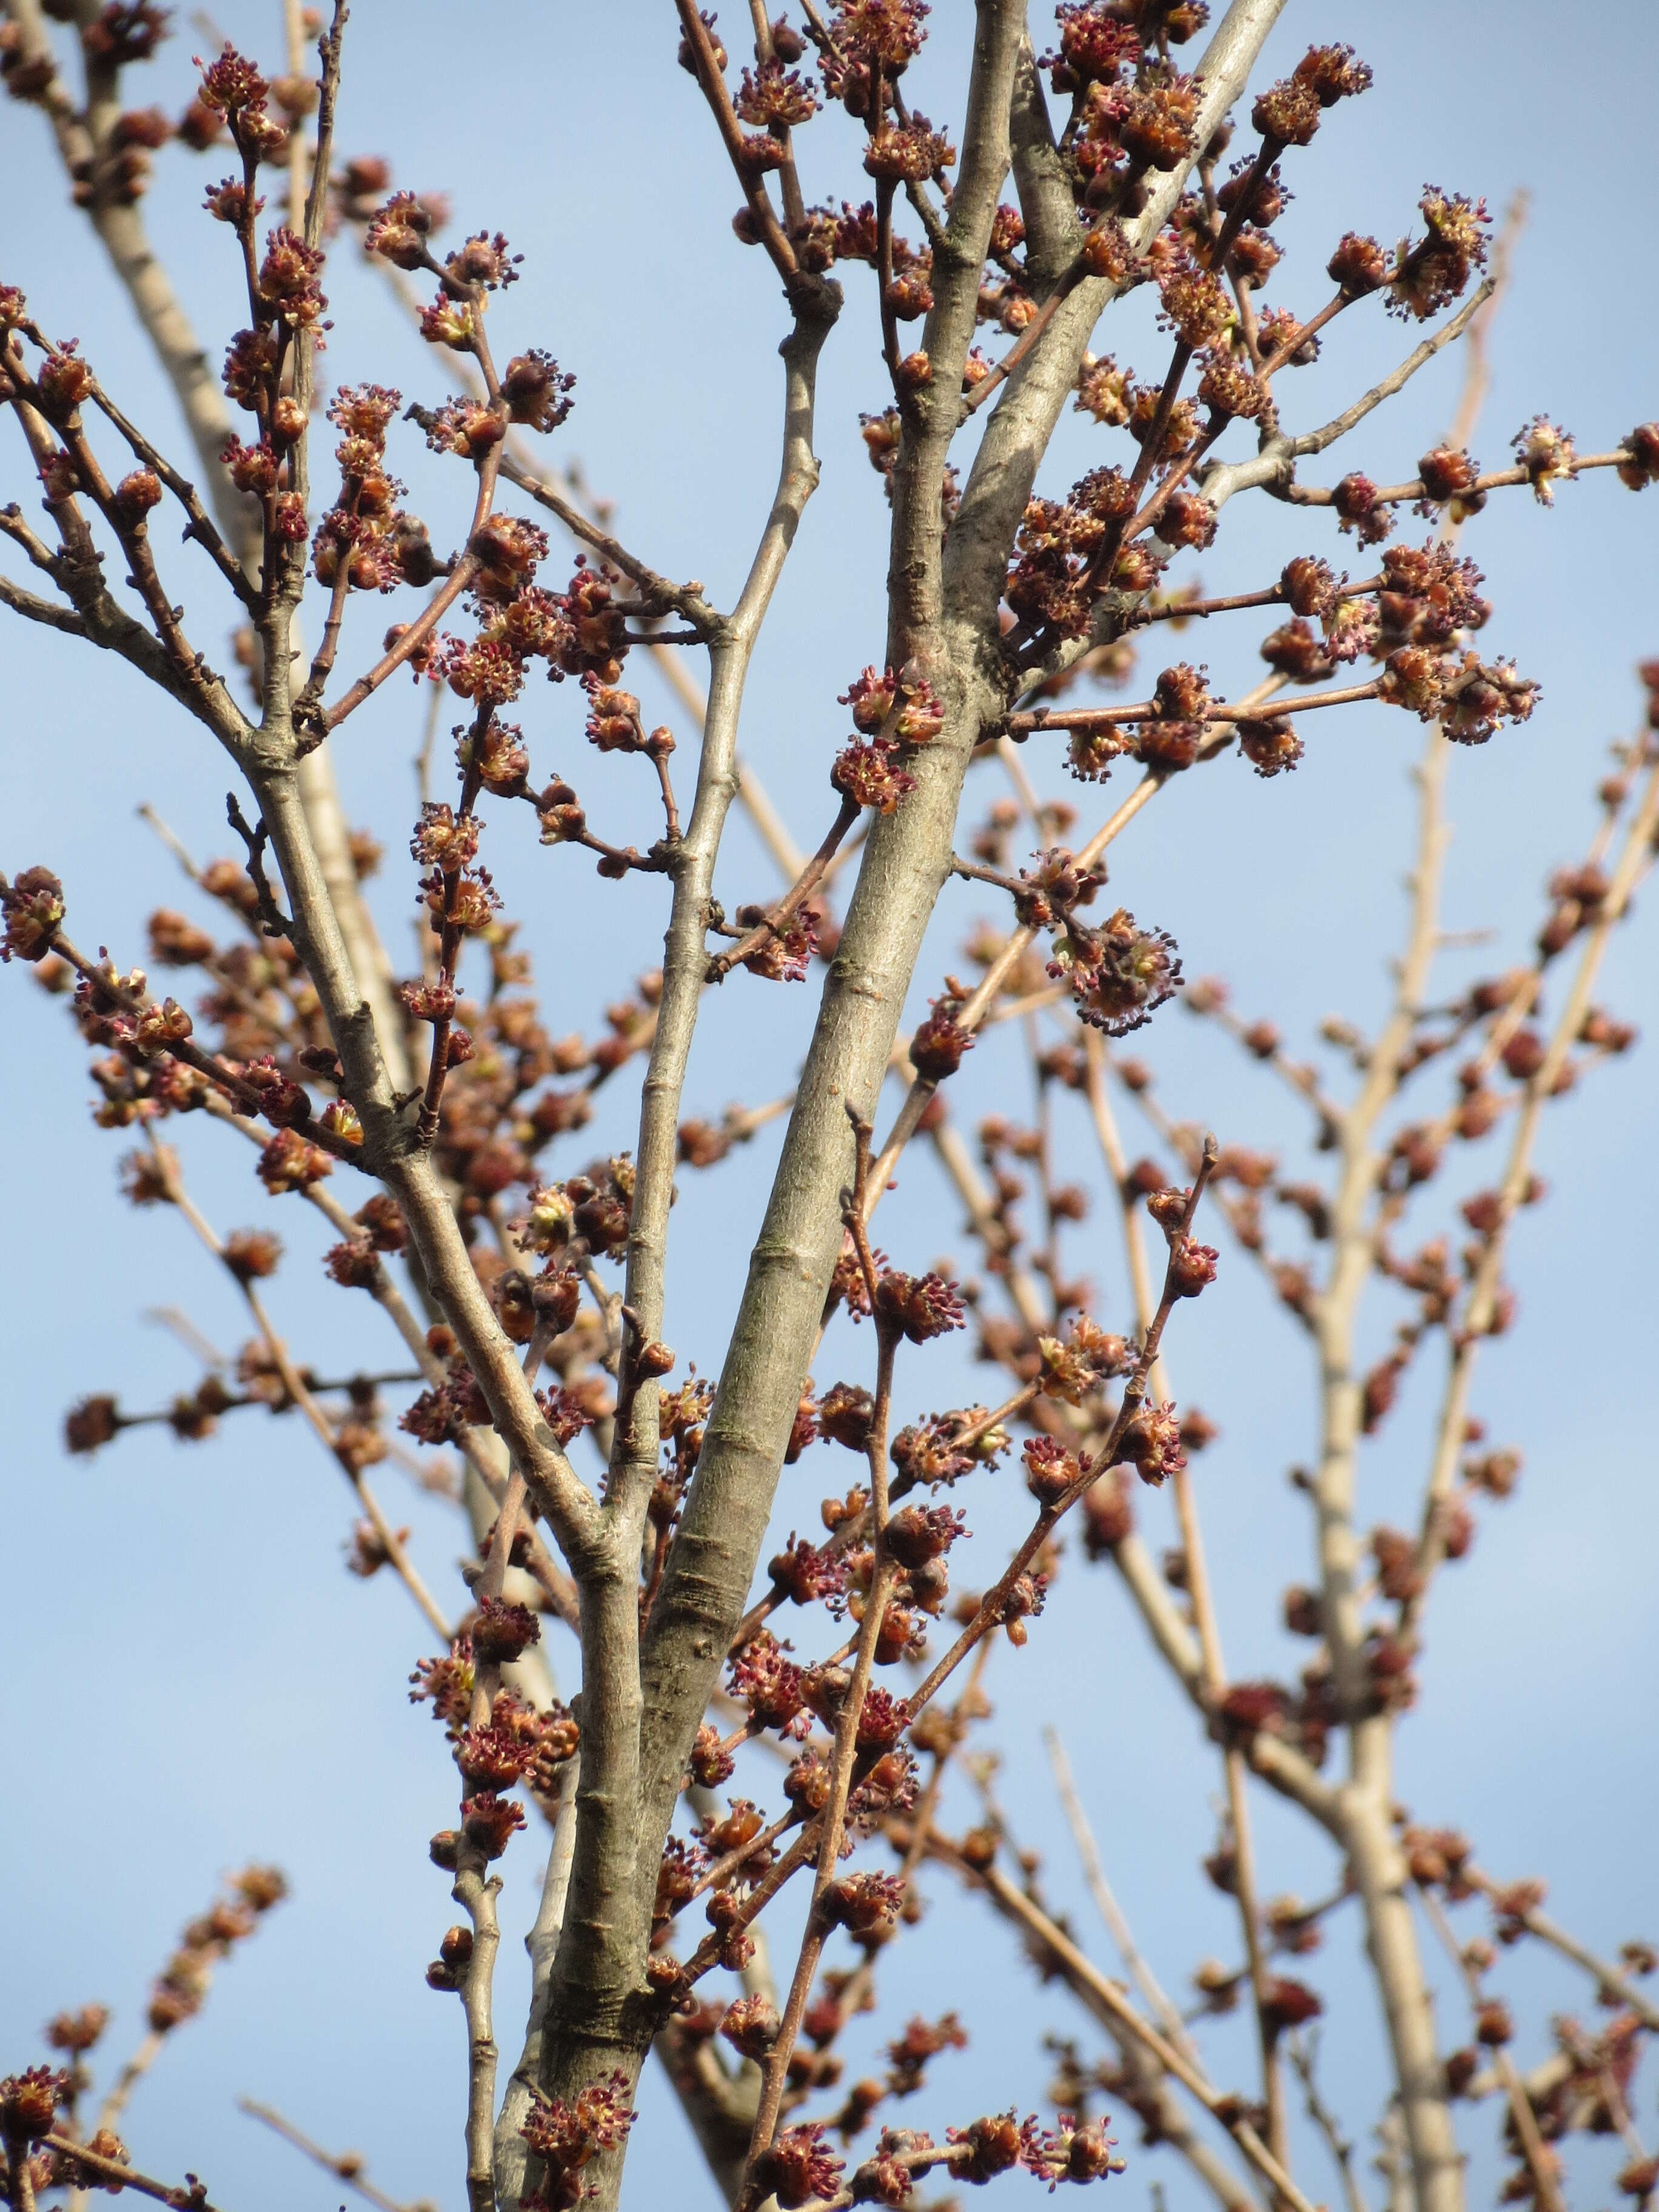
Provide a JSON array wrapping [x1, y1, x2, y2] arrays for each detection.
[[0, 2068, 69, 2140], [1022, 1435, 1081, 1506], [1168, 1235, 1219, 1296], [113, 468, 164, 523], [318, 1098, 363, 1146], [1, 866, 65, 963], [908, 1003, 973, 1081], [471, 1597, 540, 1663], [37, 347, 94, 422]]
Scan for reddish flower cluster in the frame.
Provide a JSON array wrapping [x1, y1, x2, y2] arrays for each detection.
[[833, 737, 918, 814], [728, 1629, 809, 1736], [1390, 186, 1490, 321], [1049, 906, 1182, 1036], [874, 1268, 966, 1343], [751, 2120, 844, 2211], [518, 2072, 637, 2210], [5, 19, 1655, 2212]]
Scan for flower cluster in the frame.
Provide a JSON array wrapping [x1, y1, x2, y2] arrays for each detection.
[[1390, 186, 1490, 321], [832, 736, 918, 814], [310, 384, 434, 595], [5, 18, 1657, 2212], [751, 2122, 843, 2211], [518, 2072, 637, 2210], [1048, 906, 1182, 1036], [873, 1267, 965, 1342], [728, 1629, 809, 1737], [1007, 465, 1159, 642]]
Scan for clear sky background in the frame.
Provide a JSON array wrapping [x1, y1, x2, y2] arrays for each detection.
[[1, 4, 1655, 2209]]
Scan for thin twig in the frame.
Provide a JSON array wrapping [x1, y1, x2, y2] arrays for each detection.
[[145, 1136, 452, 1640], [1415, 1884, 1566, 2212], [236, 2101, 433, 2212], [42, 2138, 226, 2212], [1044, 1726, 1201, 2065], [1285, 2033, 1369, 2212], [928, 1840, 1322, 2212], [1463, 1868, 1659, 2034]]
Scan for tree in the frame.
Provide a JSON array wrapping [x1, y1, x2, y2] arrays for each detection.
[[1, 4, 1655, 2211]]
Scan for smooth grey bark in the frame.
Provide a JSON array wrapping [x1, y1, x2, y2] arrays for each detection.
[[635, 0, 1293, 1894], [517, 289, 842, 2212], [636, 0, 1037, 1855], [494, 1761, 582, 2208], [1007, 34, 1076, 296], [1342, 1792, 1463, 2212], [603, 286, 841, 1540], [81, 183, 412, 1088]]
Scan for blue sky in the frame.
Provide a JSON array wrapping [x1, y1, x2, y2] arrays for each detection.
[[2, 4, 1655, 2208]]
